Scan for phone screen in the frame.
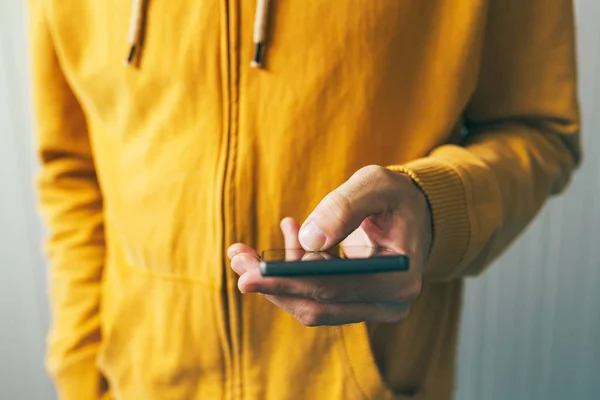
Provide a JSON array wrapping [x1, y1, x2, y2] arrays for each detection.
[[261, 245, 398, 262]]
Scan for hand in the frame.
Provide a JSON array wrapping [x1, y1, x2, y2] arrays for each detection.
[[228, 165, 432, 326]]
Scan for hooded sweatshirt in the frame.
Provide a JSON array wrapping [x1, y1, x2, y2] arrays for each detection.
[[29, 0, 580, 399]]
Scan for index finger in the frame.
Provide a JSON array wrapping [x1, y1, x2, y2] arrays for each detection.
[[238, 268, 406, 304]]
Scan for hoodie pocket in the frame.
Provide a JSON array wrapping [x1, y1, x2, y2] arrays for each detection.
[[98, 269, 226, 399], [336, 323, 425, 400]]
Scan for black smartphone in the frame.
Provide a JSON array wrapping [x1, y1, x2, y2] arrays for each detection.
[[259, 245, 409, 277]]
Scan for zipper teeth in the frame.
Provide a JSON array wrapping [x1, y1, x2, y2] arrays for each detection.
[[227, 0, 242, 396], [220, 0, 234, 399], [221, 0, 242, 398]]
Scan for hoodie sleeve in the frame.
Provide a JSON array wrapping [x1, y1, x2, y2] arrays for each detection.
[[392, 0, 581, 281], [29, 1, 108, 398]]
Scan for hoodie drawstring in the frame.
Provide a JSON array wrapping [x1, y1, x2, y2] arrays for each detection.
[[124, 0, 271, 68], [251, 0, 271, 68], [124, 0, 147, 67]]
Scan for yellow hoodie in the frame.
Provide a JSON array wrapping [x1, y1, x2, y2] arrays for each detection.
[[29, 0, 580, 399]]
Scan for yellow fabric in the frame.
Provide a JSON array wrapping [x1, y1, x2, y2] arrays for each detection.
[[28, 0, 580, 399]]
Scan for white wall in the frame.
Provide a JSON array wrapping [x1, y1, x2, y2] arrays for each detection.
[[0, 1, 598, 399], [0, 0, 53, 399], [456, 1, 600, 399]]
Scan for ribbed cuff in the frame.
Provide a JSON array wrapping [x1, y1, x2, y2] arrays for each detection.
[[388, 158, 470, 281]]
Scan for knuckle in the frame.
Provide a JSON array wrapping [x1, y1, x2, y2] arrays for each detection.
[[324, 191, 354, 225], [322, 188, 354, 231], [295, 303, 326, 327], [240, 253, 257, 263], [312, 285, 338, 303], [233, 253, 255, 264], [356, 165, 394, 186], [353, 165, 398, 201], [230, 255, 244, 269], [357, 165, 386, 180]]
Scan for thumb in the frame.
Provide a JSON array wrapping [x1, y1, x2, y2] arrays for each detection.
[[298, 166, 399, 251]]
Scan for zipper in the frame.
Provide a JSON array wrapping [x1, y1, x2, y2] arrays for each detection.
[[220, 0, 242, 399]]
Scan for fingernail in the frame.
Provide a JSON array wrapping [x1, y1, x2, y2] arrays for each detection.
[[299, 221, 327, 251]]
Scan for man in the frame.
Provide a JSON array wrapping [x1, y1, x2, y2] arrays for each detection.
[[29, 0, 580, 398]]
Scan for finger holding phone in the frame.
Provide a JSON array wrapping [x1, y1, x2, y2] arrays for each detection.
[[228, 165, 433, 327]]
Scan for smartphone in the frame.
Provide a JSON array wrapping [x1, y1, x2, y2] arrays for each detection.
[[259, 245, 409, 277]]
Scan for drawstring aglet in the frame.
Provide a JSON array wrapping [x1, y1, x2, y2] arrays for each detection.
[[251, 0, 271, 68], [123, 0, 145, 68], [251, 42, 264, 68], [124, 45, 138, 67]]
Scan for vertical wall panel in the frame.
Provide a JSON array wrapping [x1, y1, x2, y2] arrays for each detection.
[[456, 1, 600, 399], [0, 0, 53, 399]]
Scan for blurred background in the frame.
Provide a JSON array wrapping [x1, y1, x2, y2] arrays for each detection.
[[1, 0, 598, 399]]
